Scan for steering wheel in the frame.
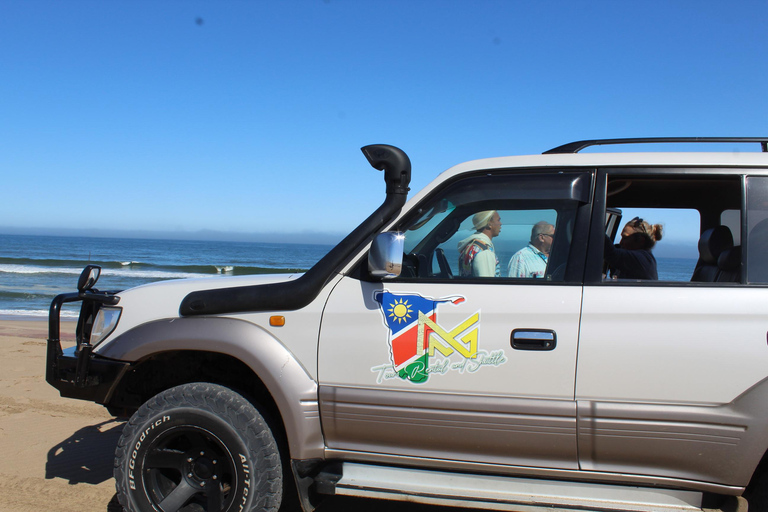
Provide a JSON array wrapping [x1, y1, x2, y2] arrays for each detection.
[[435, 248, 453, 279]]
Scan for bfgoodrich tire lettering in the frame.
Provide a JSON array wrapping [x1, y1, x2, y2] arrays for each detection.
[[114, 383, 282, 512]]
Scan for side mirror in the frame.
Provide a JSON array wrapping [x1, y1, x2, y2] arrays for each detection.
[[78, 265, 101, 292], [369, 232, 405, 278]]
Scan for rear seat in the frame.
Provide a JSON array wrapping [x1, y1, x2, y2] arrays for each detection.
[[691, 226, 733, 282], [716, 245, 741, 282]]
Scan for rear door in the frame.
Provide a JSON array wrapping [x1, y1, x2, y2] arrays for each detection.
[[577, 169, 768, 487], [318, 170, 592, 471]]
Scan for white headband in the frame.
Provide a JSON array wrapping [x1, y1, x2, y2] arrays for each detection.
[[472, 211, 495, 231]]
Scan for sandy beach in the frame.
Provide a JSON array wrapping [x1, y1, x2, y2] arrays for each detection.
[[0, 319, 122, 512], [0, 319, 470, 512]]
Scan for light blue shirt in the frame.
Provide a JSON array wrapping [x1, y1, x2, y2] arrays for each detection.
[[507, 244, 548, 278]]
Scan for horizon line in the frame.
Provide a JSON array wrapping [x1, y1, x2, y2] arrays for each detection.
[[0, 226, 343, 246]]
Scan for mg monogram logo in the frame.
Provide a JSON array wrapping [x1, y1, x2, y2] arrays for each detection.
[[417, 310, 479, 359], [371, 291, 504, 384]]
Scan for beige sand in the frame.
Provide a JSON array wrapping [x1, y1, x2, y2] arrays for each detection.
[[0, 319, 122, 512]]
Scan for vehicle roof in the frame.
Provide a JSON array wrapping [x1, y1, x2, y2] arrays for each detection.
[[446, 151, 768, 174], [405, 151, 768, 209]]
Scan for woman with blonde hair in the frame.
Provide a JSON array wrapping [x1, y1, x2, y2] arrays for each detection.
[[605, 216, 663, 280]]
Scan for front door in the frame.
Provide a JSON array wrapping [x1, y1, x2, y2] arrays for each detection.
[[318, 170, 592, 470]]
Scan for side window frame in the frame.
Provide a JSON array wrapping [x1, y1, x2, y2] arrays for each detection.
[[359, 169, 594, 285], [587, 168, 746, 286]]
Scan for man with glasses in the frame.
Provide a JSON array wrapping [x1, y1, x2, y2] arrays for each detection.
[[507, 221, 555, 278]]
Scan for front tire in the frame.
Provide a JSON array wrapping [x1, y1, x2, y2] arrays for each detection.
[[114, 383, 283, 512]]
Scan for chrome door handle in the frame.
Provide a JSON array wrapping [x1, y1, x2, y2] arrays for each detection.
[[511, 329, 557, 351]]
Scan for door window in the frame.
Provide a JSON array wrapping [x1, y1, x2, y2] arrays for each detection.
[[603, 207, 700, 281], [392, 172, 590, 282], [599, 174, 742, 283]]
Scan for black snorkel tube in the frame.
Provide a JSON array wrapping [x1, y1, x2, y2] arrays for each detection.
[[180, 144, 411, 316]]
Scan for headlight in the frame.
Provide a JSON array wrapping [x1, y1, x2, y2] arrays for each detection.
[[90, 307, 122, 345]]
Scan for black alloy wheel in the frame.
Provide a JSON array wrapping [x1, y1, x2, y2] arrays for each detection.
[[115, 383, 283, 512]]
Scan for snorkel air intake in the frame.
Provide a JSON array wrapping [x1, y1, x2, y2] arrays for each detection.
[[180, 144, 411, 316]]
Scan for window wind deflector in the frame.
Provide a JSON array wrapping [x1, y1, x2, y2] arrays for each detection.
[[409, 199, 454, 231], [544, 137, 768, 154]]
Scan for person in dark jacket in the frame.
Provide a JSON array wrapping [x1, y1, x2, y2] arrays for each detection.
[[605, 216, 663, 280]]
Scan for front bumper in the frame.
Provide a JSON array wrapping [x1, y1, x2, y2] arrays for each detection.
[[46, 290, 130, 404]]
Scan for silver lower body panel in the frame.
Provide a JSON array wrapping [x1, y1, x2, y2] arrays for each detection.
[[333, 462, 711, 512]]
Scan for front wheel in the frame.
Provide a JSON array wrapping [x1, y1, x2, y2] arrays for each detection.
[[114, 383, 283, 512]]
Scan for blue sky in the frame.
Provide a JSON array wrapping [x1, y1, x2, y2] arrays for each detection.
[[1, 0, 767, 245]]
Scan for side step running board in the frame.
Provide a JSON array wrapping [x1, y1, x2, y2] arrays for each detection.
[[317, 462, 734, 512]]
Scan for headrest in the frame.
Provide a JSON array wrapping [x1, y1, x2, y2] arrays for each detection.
[[718, 246, 741, 271], [698, 226, 733, 264]]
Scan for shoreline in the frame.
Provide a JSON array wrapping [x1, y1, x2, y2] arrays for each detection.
[[0, 315, 77, 322]]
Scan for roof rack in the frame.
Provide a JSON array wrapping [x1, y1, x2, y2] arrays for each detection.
[[543, 137, 768, 154]]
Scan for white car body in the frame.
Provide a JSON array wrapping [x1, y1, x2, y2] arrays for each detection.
[[47, 140, 768, 512]]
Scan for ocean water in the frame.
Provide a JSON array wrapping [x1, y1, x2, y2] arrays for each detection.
[[656, 257, 698, 282], [0, 234, 698, 320], [0, 234, 333, 318]]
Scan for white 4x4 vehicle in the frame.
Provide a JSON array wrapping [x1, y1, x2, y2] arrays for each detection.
[[47, 139, 768, 512]]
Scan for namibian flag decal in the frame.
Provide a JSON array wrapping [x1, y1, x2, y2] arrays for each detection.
[[373, 291, 482, 384]]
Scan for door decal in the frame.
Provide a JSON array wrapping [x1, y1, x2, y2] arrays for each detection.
[[371, 290, 507, 384]]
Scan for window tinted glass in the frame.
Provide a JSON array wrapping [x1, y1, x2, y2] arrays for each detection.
[[450, 208, 557, 278], [721, 209, 741, 245], [604, 207, 699, 281], [747, 176, 768, 283], [394, 172, 586, 282], [603, 174, 741, 284]]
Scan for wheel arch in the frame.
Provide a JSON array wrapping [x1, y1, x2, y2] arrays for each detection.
[[98, 316, 323, 460]]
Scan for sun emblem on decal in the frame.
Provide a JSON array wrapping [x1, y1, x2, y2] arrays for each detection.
[[387, 298, 413, 324]]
